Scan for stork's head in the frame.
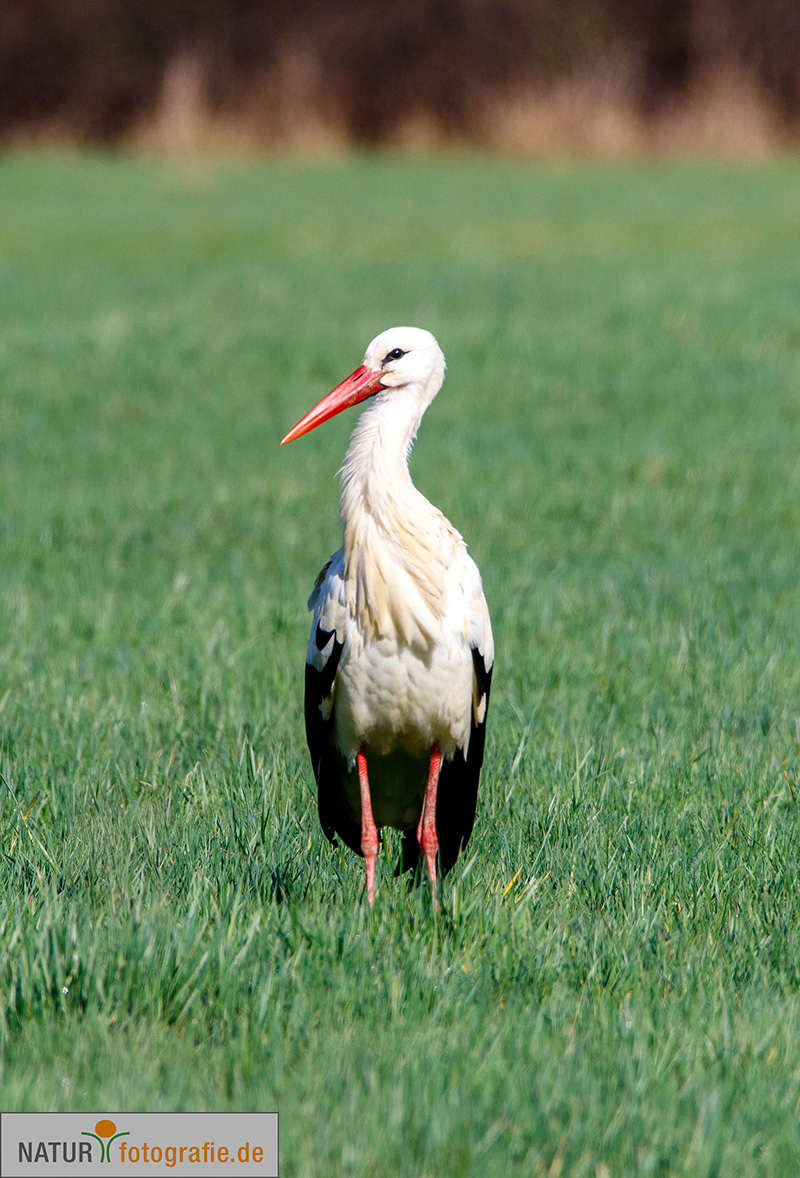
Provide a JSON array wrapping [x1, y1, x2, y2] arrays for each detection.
[[362, 327, 445, 391], [281, 326, 446, 444]]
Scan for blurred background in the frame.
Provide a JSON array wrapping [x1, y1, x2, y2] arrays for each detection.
[[2, 0, 800, 156]]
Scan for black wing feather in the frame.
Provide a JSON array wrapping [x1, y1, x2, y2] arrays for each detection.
[[304, 626, 363, 856], [434, 648, 493, 875]]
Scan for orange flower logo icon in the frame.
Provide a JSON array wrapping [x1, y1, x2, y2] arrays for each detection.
[[82, 1119, 130, 1163]]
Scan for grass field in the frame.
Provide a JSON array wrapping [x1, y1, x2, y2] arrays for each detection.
[[2, 153, 800, 1175]]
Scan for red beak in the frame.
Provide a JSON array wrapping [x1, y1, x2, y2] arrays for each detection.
[[280, 365, 386, 445]]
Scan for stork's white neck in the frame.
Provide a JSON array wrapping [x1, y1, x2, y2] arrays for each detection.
[[340, 388, 425, 533], [338, 380, 456, 647]]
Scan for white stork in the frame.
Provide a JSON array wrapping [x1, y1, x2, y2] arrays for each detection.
[[281, 327, 493, 905]]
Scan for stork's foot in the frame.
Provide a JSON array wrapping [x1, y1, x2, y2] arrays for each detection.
[[357, 748, 379, 905], [417, 745, 442, 910]]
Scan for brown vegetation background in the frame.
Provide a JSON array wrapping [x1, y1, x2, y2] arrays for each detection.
[[2, 0, 800, 154]]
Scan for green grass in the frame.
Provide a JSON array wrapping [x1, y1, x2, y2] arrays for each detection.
[[2, 152, 800, 1175]]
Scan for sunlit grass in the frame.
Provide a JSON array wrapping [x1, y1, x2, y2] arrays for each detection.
[[1, 153, 800, 1175]]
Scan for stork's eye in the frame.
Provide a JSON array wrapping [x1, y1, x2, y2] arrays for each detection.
[[383, 347, 406, 365]]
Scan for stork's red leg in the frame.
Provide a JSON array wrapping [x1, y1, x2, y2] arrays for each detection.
[[417, 744, 442, 906], [357, 747, 379, 905]]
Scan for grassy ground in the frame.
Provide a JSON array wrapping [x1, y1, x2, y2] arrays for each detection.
[[1, 153, 800, 1175]]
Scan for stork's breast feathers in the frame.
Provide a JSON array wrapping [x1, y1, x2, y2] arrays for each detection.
[[342, 502, 458, 649], [306, 541, 492, 764]]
